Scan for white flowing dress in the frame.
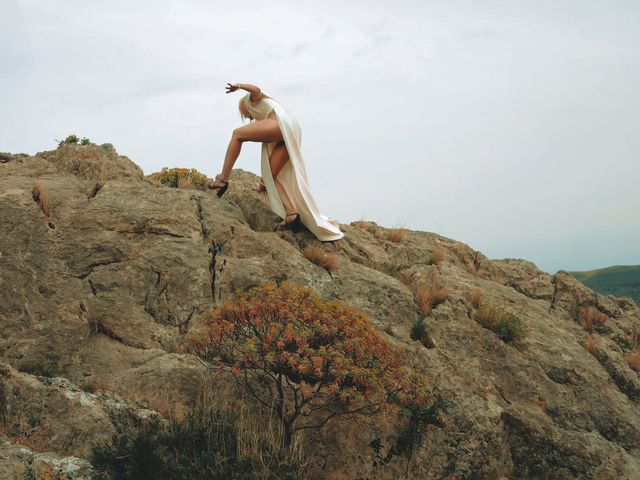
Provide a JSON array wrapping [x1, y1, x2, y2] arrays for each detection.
[[242, 92, 345, 241]]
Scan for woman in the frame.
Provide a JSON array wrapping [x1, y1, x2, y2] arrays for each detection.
[[207, 82, 344, 241]]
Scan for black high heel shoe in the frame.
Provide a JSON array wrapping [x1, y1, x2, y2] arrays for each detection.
[[277, 212, 303, 233], [207, 174, 229, 197]]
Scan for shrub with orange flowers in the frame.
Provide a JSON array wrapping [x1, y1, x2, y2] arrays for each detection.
[[186, 281, 431, 448]]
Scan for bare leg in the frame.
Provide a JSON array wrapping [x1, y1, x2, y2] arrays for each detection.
[[212, 119, 283, 187], [269, 141, 296, 217]]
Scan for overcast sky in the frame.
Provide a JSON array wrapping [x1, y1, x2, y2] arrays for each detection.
[[2, 0, 638, 273]]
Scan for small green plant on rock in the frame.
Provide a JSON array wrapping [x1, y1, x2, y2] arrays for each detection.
[[410, 318, 435, 349], [394, 396, 447, 457], [370, 395, 448, 472], [475, 303, 525, 342], [410, 318, 427, 341], [55, 134, 79, 146]]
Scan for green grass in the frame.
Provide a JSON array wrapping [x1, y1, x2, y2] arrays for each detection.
[[570, 265, 640, 306], [475, 304, 526, 342], [410, 318, 427, 341]]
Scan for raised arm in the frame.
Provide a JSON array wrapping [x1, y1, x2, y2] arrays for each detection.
[[225, 82, 263, 102]]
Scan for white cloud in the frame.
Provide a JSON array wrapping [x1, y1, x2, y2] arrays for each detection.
[[1, 0, 639, 272]]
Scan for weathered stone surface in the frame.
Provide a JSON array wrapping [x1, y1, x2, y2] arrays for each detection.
[[0, 362, 161, 456], [1, 144, 640, 479], [0, 436, 96, 480]]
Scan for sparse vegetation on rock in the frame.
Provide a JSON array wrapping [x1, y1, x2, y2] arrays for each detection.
[[54, 134, 93, 147], [31, 179, 50, 217], [414, 279, 447, 316], [410, 318, 427, 342], [475, 303, 526, 342], [470, 288, 483, 308], [56, 134, 80, 146], [146, 167, 209, 191], [583, 335, 598, 356], [430, 246, 446, 265], [625, 352, 640, 373], [301, 243, 338, 271], [2, 143, 640, 479], [16, 359, 61, 378], [578, 306, 609, 333], [386, 227, 407, 243], [91, 405, 308, 480]]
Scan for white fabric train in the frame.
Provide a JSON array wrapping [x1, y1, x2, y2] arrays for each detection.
[[242, 92, 345, 241]]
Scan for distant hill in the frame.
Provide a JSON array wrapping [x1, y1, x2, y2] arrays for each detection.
[[570, 265, 640, 306]]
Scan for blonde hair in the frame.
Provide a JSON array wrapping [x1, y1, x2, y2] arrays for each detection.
[[238, 93, 273, 122], [239, 96, 252, 122]]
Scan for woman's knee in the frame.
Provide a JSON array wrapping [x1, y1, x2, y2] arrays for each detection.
[[231, 128, 245, 142]]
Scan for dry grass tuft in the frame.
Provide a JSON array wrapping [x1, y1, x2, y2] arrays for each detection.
[[177, 174, 194, 189], [82, 377, 109, 394], [583, 335, 598, 356], [397, 269, 414, 288], [73, 159, 91, 175], [352, 220, 369, 230], [302, 243, 339, 271], [578, 307, 609, 333], [146, 177, 164, 188], [84, 310, 125, 344], [414, 279, 448, 316], [97, 162, 109, 184], [154, 387, 180, 421], [430, 246, 446, 265], [625, 352, 640, 373], [465, 260, 479, 276], [86, 311, 105, 336], [629, 326, 640, 351], [470, 288, 483, 309], [464, 251, 483, 276], [387, 227, 407, 243], [194, 376, 311, 472], [32, 179, 50, 216], [530, 394, 546, 412]]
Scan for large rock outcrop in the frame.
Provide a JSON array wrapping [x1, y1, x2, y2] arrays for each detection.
[[1, 144, 639, 479]]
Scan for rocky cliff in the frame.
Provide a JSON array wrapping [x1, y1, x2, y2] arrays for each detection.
[[1, 144, 640, 479]]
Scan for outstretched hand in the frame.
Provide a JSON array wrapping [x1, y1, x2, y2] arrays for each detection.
[[225, 82, 239, 93]]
